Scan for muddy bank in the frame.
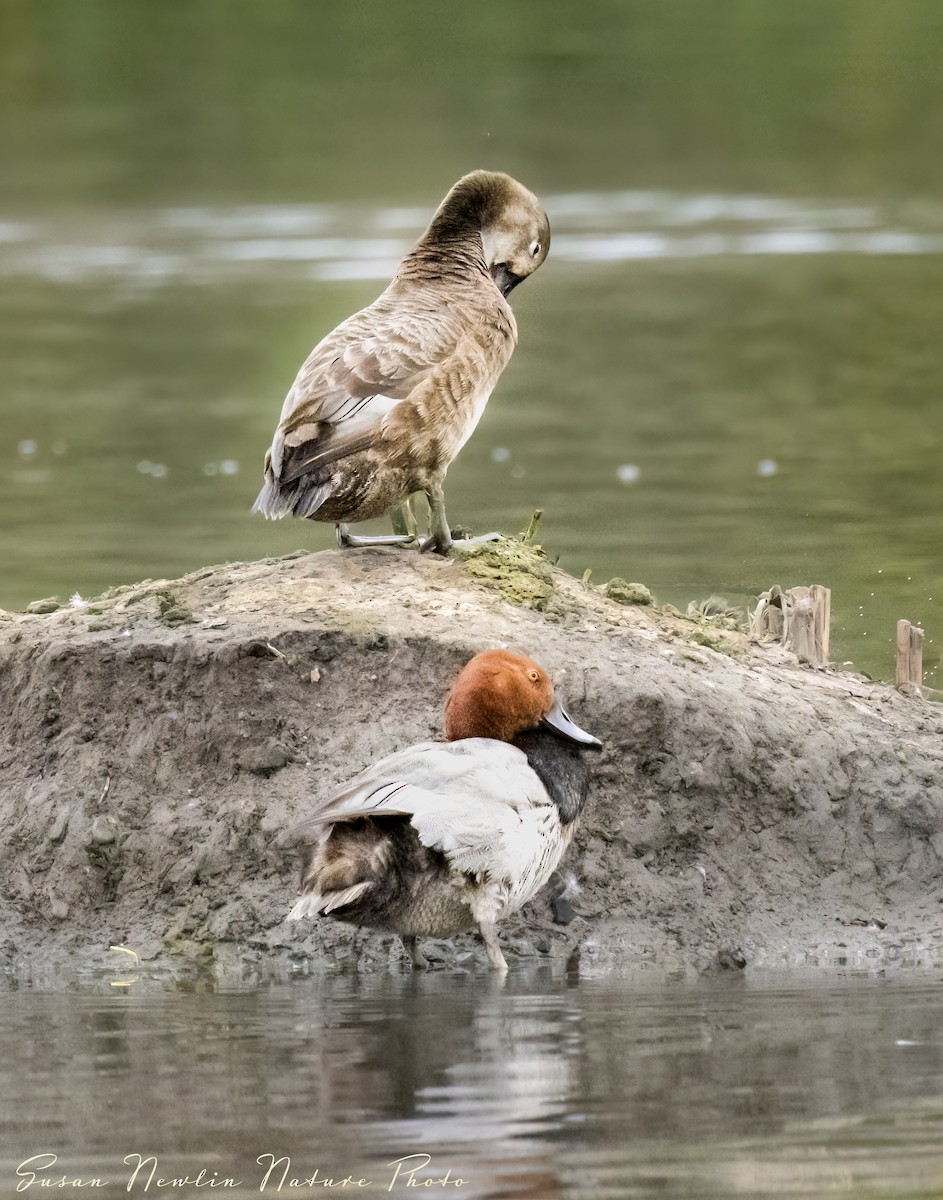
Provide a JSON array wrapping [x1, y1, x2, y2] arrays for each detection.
[[2, 542, 943, 984]]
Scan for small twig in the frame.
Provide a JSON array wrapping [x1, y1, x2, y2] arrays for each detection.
[[108, 944, 140, 987], [519, 508, 543, 545], [265, 642, 286, 660], [109, 945, 140, 967], [98, 775, 111, 806]]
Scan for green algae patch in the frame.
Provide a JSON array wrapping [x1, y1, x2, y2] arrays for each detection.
[[656, 596, 750, 659], [605, 578, 653, 606], [25, 596, 62, 615], [458, 540, 557, 611], [689, 628, 738, 655], [157, 590, 198, 627], [686, 595, 747, 631]]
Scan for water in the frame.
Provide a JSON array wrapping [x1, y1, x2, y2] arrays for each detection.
[[2, 1, 943, 683], [2, 971, 943, 1199], [4, 11, 943, 1190]]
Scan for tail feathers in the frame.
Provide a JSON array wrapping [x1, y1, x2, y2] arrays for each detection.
[[252, 474, 335, 520], [322, 881, 372, 913], [286, 880, 372, 922], [252, 476, 295, 520], [286, 894, 320, 922]]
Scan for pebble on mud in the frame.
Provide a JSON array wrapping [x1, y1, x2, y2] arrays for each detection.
[[604, 578, 653, 606], [238, 740, 292, 776], [26, 597, 62, 614], [89, 815, 117, 845], [48, 810, 70, 846]]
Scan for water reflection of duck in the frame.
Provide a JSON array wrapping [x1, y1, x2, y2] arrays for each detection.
[[287, 650, 599, 971], [253, 171, 550, 554]]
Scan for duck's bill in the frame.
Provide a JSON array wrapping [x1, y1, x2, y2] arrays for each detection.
[[490, 263, 526, 297], [540, 698, 602, 747]]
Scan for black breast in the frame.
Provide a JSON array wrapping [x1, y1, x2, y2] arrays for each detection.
[[511, 728, 592, 825]]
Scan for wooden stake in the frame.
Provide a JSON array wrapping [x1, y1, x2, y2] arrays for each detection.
[[750, 586, 785, 641], [751, 584, 831, 667], [896, 619, 924, 691], [782, 585, 831, 667], [811, 584, 831, 665]]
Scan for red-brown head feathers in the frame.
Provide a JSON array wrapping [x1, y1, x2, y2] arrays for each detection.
[[444, 650, 555, 743]]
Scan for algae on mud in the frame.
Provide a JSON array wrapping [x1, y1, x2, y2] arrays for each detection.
[[457, 539, 557, 612], [604, 578, 654, 607], [1, 545, 943, 984], [458, 540, 656, 625]]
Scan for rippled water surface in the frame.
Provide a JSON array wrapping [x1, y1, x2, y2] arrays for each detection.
[[2, 0, 943, 684], [2, 972, 943, 1199]]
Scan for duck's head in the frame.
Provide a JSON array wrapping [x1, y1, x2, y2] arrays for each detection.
[[444, 650, 600, 747], [428, 171, 550, 298]]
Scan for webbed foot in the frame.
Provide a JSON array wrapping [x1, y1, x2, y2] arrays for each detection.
[[419, 531, 453, 556], [418, 531, 505, 556], [450, 533, 504, 552], [336, 522, 416, 549]]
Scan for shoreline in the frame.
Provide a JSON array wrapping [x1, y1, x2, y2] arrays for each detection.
[[2, 543, 942, 984]]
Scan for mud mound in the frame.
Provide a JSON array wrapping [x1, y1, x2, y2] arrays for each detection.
[[2, 547, 942, 983]]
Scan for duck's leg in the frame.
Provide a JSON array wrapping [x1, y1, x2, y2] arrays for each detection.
[[402, 935, 430, 970], [335, 520, 416, 549], [478, 921, 509, 973], [419, 481, 503, 556], [391, 498, 418, 539], [419, 481, 453, 555]]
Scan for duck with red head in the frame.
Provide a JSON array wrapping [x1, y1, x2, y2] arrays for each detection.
[[287, 649, 600, 972]]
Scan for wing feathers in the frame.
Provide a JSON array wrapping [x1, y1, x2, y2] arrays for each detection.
[[259, 291, 472, 499], [278, 432, 376, 485], [292, 740, 553, 887]]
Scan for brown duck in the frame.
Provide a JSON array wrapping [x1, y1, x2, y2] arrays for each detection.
[[252, 171, 550, 553]]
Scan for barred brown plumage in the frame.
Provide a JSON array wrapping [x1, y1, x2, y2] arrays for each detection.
[[253, 171, 550, 554]]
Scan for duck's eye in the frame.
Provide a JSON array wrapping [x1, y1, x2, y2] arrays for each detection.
[[530, 241, 541, 258], [527, 669, 540, 682]]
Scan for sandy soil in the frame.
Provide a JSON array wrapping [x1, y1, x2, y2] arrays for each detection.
[[2, 541, 943, 984]]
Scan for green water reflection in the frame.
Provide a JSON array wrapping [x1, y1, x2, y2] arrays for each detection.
[[1, 0, 942, 684]]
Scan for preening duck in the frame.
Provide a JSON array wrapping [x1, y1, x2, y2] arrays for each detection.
[[286, 650, 600, 972], [253, 171, 550, 554]]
